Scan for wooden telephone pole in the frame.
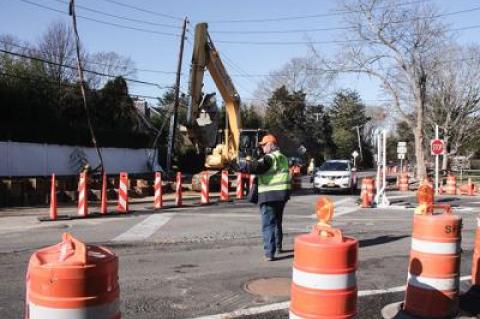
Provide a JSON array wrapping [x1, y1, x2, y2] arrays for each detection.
[[166, 17, 188, 176]]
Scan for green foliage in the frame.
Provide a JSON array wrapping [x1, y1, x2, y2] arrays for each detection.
[[328, 90, 373, 167], [264, 85, 335, 162]]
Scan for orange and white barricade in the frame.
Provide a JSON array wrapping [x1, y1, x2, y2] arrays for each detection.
[[154, 172, 163, 209], [290, 225, 358, 318], [458, 178, 477, 196], [49, 174, 57, 220], [175, 172, 183, 207], [360, 177, 374, 208], [100, 172, 108, 215], [25, 233, 120, 319], [117, 172, 129, 213], [236, 172, 244, 200], [403, 205, 462, 318], [399, 172, 409, 192], [78, 172, 88, 217], [249, 174, 255, 193], [444, 175, 457, 195], [200, 172, 210, 204], [220, 170, 229, 201], [472, 216, 480, 287]]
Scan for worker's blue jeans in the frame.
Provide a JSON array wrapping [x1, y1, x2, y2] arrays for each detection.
[[260, 201, 285, 258]]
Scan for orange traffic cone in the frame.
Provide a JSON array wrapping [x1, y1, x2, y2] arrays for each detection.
[[49, 174, 57, 220]]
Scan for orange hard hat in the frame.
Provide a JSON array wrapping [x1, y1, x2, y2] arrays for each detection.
[[258, 134, 277, 146]]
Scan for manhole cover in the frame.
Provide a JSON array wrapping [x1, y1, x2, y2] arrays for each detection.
[[244, 277, 291, 297]]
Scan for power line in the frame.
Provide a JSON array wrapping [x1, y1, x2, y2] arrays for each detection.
[[206, 0, 431, 24], [0, 71, 161, 100], [19, 0, 180, 37], [99, 0, 183, 21], [210, 5, 480, 35], [214, 24, 480, 45], [0, 40, 179, 75], [49, 0, 181, 29], [0, 49, 173, 89]]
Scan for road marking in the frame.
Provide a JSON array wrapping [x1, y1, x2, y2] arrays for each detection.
[[112, 214, 173, 242], [190, 275, 472, 319]]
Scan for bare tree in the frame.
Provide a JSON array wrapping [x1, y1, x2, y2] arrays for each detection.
[[330, 0, 447, 177], [427, 44, 480, 169], [85, 51, 136, 89], [253, 53, 336, 114], [36, 21, 78, 84]]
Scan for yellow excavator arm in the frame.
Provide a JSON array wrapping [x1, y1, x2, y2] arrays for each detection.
[[187, 22, 242, 169]]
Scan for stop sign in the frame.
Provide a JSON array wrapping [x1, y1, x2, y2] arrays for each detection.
[[431, 139, 445, 155]]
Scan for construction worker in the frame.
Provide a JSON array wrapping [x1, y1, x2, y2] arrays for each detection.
[[243, 134, 291, 261]]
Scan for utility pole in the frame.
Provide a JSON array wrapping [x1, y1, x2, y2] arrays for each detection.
[[166, 17, 188, 177]]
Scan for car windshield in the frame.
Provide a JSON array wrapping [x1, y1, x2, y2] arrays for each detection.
[[319, 162, 349, 171]]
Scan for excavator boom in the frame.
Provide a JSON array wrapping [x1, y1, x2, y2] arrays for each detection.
[[187, 22, 242, 169]]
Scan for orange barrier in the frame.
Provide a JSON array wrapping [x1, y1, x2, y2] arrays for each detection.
[[25, 233, 120, 319], [399, 172, 409, 192], [220, 170, 229, 201], [78, 172, 88, 217], [175, 172, 183, 207], [49, 174, 57, 220], [154, 172, 163, 209], [473, 216, 480, 287], [100, 172, 108, 214], [458, 178, 477, 196], [444, 175, 457, 195], [200, 172, 210, 204], [236, 172, 244, 200], [403, 205, 462, 318], [290, 225, 358, 318], [416, 183, 434, 214], [117, 172, 129, 213], [360, 177, 374, 208]]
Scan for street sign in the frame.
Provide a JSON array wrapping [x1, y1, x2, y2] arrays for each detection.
[[397, 141, 407, 154], [398, 153, 406, 160], [431, 139, 445, 155], [352, 150, 359, 158]]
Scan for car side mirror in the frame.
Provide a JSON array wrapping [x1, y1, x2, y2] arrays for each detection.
[[351, 167, 357, 172]]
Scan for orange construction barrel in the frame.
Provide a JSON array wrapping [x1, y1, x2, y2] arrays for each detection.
[[473, 216, 480, 287], [290, 225, 358, 318], [403, 206, 462, 318], [399, 173, 409, 192], [445, 175, 457, 195], [25, 233, 120, 319]]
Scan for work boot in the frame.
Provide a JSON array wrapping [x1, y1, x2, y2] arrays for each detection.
[[263, 255, 275, 262]]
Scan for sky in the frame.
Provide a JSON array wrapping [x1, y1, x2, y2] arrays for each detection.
[[1, 0, 480, 110]]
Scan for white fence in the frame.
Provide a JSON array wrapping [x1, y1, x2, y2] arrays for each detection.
[[0, 141, 161, 177]]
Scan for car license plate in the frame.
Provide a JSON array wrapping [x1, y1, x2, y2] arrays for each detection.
[[327, 180, 335, 187]]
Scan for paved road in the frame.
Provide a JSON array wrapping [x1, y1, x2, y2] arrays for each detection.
[[0, 180, 479, 318]]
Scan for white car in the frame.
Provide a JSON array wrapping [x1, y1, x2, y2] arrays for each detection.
[[313, 160, 356, 193]]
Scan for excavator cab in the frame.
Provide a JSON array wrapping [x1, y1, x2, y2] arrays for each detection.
[[238, 129, 266, 162]]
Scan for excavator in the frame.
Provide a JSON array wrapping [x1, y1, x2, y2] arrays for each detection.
[[186, 22, 265, 189]]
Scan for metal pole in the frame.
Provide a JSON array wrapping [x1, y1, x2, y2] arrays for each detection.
[[383, 130, 387, 192], [435, 124, 439, 195], [166, 17, 188, 176], [356, 126, 363, 161], [376, 133, 381, 192]]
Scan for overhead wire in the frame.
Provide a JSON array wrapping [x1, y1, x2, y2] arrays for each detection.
[[19, 0, 180, 37], [99, 0, 183, 21], [49, 0, 181, 29], [0, 49, 174, 89]]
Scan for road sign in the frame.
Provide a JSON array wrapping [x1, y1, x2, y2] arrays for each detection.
[[431, 139, 445, 155], [398, 153, 406, 160], [431, 140, 444, 155], [352, 150, 359, 158], [397, 141, 407, 154]]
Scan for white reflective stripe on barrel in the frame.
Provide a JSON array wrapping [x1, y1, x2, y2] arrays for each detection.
[[289, 311, 306, 319], [411, 238, 459, 254], [118, 197, 126, 209], [29, 299, 119, 319], [292, 267, 356, 290], [120, 182, 127, 193], [407, 273, 459, 291]]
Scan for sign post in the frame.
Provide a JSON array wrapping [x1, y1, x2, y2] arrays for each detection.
[[352, 150, 359, 167], [430, 126, 445, 195]]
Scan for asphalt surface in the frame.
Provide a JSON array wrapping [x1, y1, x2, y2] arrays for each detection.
[[0, 177, 479, 319]]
